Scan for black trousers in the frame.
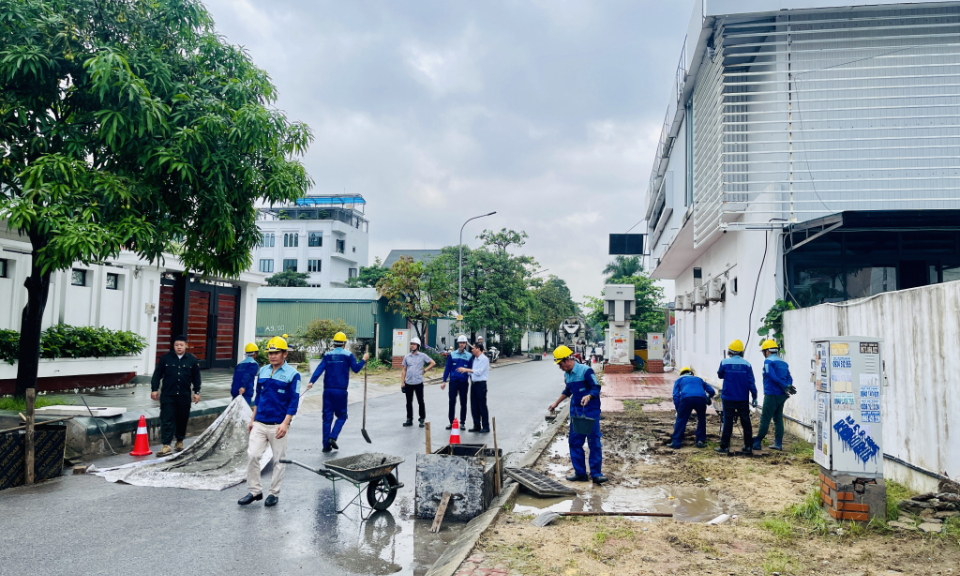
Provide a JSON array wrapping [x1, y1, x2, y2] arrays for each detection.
[[720, 399, 753, 449], [448, 380, 469, 425], [470, 381, 489, 430], [160, 395, 191, 444], [404, 383, 425, 421]]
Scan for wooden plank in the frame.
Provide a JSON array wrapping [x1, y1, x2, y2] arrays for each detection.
[[430, 492, 451, 533], [425, 422, 431, 454]]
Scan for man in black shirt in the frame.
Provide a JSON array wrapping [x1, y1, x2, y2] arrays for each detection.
[[151, 335, 202, 456]]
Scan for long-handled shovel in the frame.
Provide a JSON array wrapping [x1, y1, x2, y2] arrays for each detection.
[[361, 345, 372, 443]]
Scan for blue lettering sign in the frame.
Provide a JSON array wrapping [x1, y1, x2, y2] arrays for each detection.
[[832, 415, 880, 468]]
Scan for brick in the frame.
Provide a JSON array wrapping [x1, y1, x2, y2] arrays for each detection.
[[828, 507, 841, 519], [837, 491, 854, 501], [821, 476, 838, 491], [838, 502, 869, 512], [842, 512, 869, 522], [820, 492, 833, 507]]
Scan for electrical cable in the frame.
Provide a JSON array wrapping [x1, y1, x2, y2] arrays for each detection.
[[743, 230, 770, 352]]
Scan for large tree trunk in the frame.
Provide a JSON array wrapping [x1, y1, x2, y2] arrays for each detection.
[[15, 243, 51, 398]]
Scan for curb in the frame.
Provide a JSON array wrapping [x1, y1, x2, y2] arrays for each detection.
[[425, 402, 570, 576]]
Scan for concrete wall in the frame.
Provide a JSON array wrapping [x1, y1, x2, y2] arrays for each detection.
[[782, 281, 960, 492]]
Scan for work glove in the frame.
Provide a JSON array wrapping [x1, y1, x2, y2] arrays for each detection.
[[706, 397, 712, 406], [786, 385, 797, 396], [751, 399, 758, 408]]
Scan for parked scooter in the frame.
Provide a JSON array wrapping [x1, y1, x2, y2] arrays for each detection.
[[486, 346, 500, 363]]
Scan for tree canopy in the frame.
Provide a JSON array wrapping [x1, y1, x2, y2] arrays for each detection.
[[377, 256, 455, 342], [266, 270, 309, 287], [345, 256, 388, 288], [0, 0, 313, 396], [588, 259, 666, 339]]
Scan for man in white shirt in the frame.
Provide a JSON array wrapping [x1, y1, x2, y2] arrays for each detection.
[[458, 343, 490, 433]]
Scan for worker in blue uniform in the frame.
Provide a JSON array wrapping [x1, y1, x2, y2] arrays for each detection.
[[753, 339, 796, 451], [239, 336, 300, 507], [231, 342, 259, 406], [716, 339, 758, 455], [308, 331, 369, 453], [671, 367, 716, 449], [547, 345, 607, 484], [441, 335, 473, 430]]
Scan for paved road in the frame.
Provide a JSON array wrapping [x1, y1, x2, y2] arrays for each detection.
[[0, 360, 564, 576]]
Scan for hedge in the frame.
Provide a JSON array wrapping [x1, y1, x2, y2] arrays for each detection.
[[0, 325, 147, 365]]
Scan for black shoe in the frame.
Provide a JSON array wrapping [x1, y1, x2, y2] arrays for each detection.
[[238, 493, 262, 506], [445, 425, 453, 430], [419, 419, 425, 428], [468, 427, 481, 432], [714, 447, 729, 454], [592, 475, 609, 485], [480, 428, 490, 434], [329, 439, 338, 450], [740, 447, 753, 455], [322, 444, 332, 453], [264, 494, 279, 507], [696, 441, 706, 449], [670, 444, 681, 450], [566, 474, 590, 482], [403, 419, 413, 427]]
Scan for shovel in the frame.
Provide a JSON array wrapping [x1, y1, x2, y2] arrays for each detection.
[[361, 345, 372, 443]]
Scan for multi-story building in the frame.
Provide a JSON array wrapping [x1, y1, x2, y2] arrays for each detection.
[[647, 1, 960, 379], [253, 194, 369, 287]]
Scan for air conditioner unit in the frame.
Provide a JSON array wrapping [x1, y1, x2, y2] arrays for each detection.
[[707, 277, 723, 302], [683, 292, 694, 311], [692, 286, 706, 306], [675, 295, 686, 311]]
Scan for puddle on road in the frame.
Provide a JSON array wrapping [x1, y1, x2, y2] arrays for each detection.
[[512, 485, 724, 523]]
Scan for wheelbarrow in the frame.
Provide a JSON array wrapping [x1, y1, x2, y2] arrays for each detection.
[[281, 452, 404, 519]]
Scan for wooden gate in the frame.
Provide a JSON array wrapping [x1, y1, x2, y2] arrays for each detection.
[[186, 282, 241, 369], [156, 282, 177, 364]]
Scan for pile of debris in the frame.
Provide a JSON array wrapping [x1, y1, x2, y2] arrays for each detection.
[[888, 480, 960, 534]]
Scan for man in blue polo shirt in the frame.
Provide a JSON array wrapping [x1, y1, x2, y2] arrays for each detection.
[[231, 342, 259, 406], [308, 332, 368, 452], [716, 339, 758, 455], [442, 335, 473, 430], [238, 336, 300, 508], [547, 345, 607, 484]]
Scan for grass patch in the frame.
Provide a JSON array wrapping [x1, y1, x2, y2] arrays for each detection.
[[885, 480, 916, 520], [790, 439, 814, 458], [762, 549, 798, 575], [593, 525, 634, 546], [943, 516, 960, 545], [785, 490, 828, 535], [483, 541, 548, 576], [761, 517, 793, 541], [0, 396, 75, 411]]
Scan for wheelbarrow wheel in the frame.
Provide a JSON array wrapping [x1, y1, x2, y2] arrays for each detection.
[[366, 473, 399, 511]]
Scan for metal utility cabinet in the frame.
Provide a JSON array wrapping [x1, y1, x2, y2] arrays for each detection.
[[811, 336, 886, 522]]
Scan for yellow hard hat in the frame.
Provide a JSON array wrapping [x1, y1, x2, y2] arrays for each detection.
[[244, 342, 259, 353], [282, 334, 288, 339], [553, 345, 574, 364], [266, 336, 288, 352], [728, 339, 745, 353], [333, 332, 348, 343], [679, 366, 695, 376], [760, 339, 779, 351]]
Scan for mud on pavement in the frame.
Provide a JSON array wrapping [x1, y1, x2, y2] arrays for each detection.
[[463, 405, 960, 575]]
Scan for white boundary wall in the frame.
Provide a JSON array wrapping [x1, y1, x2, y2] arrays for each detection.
[[783, 281, 960, 492]]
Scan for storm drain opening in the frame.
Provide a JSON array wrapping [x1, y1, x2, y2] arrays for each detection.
[[505, 467, 577, 498]]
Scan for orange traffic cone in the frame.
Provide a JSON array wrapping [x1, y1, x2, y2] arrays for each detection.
[[130, 415, 152, 456], [449, 418, 461, 445]]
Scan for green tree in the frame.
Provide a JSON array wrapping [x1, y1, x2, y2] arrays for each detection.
[[591, 258, 666, 339], [346, 256, 388, 288], [297, 318, 356, 355], [0, 0, 312, 399], [377, 256, 455, 342], [530, 276, 578, 339], [602, 256, 642, 282], [266, 270, 309, 287]]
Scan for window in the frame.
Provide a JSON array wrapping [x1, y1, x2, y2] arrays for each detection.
[[259, 259, 274, 273], [307, 283, 322, 288], [307, 259, 321, 272], [685, 101, 694, 207], [693, 267, 702, 287], [349, 267, 358, 279], [260, 232, 275, 248], [0, 259, 7, 278], [846, 267, 896, 299], [336, 239, 345, 254], [71, 269, 87, 286], [352, 246, 356, 253], [308, 232, 323, 247], [284, 233, 298, 248], [283, 259, 298, 272], [105, 273, 119, 290]]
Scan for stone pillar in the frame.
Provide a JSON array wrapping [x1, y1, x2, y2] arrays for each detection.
[[819, 467, 886, 522]]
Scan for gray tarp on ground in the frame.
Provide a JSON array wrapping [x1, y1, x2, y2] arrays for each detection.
[[97, 396, 271, 491]]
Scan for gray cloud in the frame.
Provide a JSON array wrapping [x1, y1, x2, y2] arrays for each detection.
[[204, 0, 693, 302]]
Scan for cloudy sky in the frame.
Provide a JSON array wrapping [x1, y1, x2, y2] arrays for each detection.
[[204, 0, 694, 302]]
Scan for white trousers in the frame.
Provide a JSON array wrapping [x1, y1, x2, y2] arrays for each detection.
[[247, 421, 287, 496]]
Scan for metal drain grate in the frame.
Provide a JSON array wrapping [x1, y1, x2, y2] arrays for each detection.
[[505, 467, 577, 498]]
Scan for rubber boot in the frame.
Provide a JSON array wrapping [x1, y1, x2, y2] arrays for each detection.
[[771, 439, 783, 451], [752, 439, 763, 451]]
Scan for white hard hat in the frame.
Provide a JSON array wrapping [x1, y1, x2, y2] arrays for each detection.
[[410, 337, 421, 346], [457, 335, 468, 343]]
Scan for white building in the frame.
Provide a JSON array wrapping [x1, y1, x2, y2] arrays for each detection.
[[647, 0, 960, 384], [253, 194, 369, 287], [0, 223, 264, 392]]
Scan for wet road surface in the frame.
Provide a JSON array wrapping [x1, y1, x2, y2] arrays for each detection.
[[0, 360, 562, 576]]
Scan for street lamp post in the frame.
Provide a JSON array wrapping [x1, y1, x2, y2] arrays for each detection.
[[459, 211, 496, 332]]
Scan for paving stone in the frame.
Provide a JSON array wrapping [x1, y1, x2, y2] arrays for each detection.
[[935, 511, 959, 519], [887, 521, 917, 531], [918, 522, 945, 534]]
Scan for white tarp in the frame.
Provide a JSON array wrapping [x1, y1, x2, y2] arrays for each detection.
[[97, 396, 271, 491]]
